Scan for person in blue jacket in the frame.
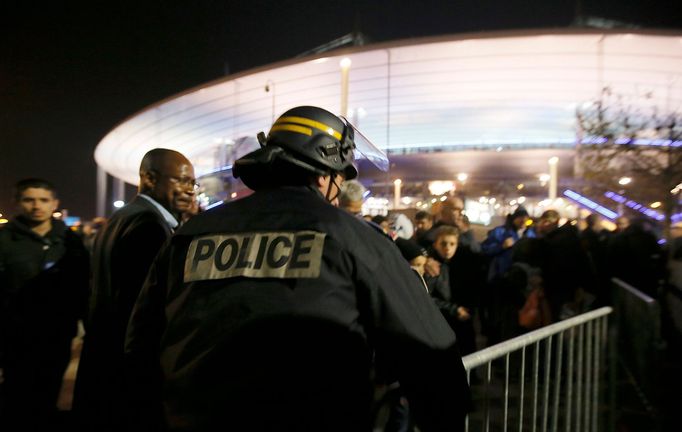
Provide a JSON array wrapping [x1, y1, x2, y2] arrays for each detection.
[[480, 206, 534, 343]]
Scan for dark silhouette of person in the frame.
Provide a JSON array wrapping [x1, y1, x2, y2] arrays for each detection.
[[0, 178, 89, 431]]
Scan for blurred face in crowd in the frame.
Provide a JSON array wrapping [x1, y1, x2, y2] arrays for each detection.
[[17, 187, 59, 225], [433, 234, 458, 261], [537, 216, 559, 236], [615, 216, 629, 232], [410, 255, 428, 277], [512, 215, 529, 230], [440, 198, 464, 226], [415, 216, 433, 234]]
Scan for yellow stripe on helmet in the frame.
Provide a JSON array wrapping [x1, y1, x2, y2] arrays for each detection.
[[275, 116, 343, 140], [270, 124, 313, 136]]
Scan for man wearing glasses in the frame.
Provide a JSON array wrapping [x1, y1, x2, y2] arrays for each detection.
[[125, 107, 471, 431], [74, 148, 195, 431]]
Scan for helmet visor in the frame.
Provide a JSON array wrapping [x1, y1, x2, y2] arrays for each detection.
[[342, 118, 389, 172]]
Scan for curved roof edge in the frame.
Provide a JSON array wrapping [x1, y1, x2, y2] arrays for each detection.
[[98, 27, 682, 139]]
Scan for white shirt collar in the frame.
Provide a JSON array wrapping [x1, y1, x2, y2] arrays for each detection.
[[139, 194, 179, 229]]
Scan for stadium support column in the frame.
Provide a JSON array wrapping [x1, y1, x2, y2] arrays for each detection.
[[549, 156, 559, 201], [112, 177, 125, 211], [96, 165, 107, 217], [340, 58, 351, 117]]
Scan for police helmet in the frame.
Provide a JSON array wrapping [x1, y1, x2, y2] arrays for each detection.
[[234, 106, 358, 188]]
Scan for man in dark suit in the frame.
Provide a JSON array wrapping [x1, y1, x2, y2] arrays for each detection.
[[74, 148, 195, 431]]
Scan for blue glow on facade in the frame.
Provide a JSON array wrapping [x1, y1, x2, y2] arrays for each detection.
[[604, 191, 665, 221], [563, 190, 619, 220]]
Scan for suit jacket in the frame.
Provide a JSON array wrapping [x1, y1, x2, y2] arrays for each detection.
[[74, 195, 173, 430]]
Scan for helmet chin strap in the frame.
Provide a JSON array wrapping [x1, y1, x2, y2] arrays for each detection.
[[324, 173, 341, 203]]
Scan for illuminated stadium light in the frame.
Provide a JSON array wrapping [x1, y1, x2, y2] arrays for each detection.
[[428, 181, 454, 196], [563, 190, 618, 220]]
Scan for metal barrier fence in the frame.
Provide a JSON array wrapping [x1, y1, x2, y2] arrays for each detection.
[[611, 278, 665, 424], [461, 307, 612, 432]]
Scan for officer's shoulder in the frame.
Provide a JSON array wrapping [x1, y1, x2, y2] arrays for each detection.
[[363, 219, 393, 239], [176, 200, 240, 236]]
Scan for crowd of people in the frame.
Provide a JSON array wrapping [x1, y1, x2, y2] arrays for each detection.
[[0, 104, 668, 431]]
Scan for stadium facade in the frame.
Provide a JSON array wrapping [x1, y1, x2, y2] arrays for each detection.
[[94, 29, 682, 219]]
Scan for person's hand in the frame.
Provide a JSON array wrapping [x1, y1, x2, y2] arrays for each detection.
[[502, 237, 515, 249], [457, 306, 471, 321], [424, 257, 441, 277]]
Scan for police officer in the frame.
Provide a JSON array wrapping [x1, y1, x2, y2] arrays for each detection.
[[125, 106, 471, 431]]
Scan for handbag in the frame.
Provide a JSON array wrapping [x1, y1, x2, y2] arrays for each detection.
[[518, 287, 552, 329]]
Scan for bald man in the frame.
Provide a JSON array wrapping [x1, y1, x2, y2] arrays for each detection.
[[74, 148, 195, 431]]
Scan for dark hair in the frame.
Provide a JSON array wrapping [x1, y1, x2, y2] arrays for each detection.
[[415, 211, 433, 221], [395, 238, 427, 262], [540, 209, 560, 223], [14, 178, 57, 201], [372, 215, 389, 225], [433, 225, 459, 240]]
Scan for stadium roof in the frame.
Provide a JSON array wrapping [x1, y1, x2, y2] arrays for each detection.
[[94, 28, 682, 186]]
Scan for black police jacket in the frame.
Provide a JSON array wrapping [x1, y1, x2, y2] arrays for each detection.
[[126, 186, 471, 431]]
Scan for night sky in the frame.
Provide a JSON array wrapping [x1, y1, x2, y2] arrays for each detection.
[[2, 0, 680, 219]]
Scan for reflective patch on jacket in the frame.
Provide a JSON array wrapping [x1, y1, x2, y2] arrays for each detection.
[[184, 231, 326, 282]]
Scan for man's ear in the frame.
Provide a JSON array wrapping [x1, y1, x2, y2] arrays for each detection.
[[315, 175, 329, 189], [140, 171, 157, 191], [52, 199, 60, 212]]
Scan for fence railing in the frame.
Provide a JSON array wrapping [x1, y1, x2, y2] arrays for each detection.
[[611, 278, 665, 426], [462, 306, 612, 432]]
